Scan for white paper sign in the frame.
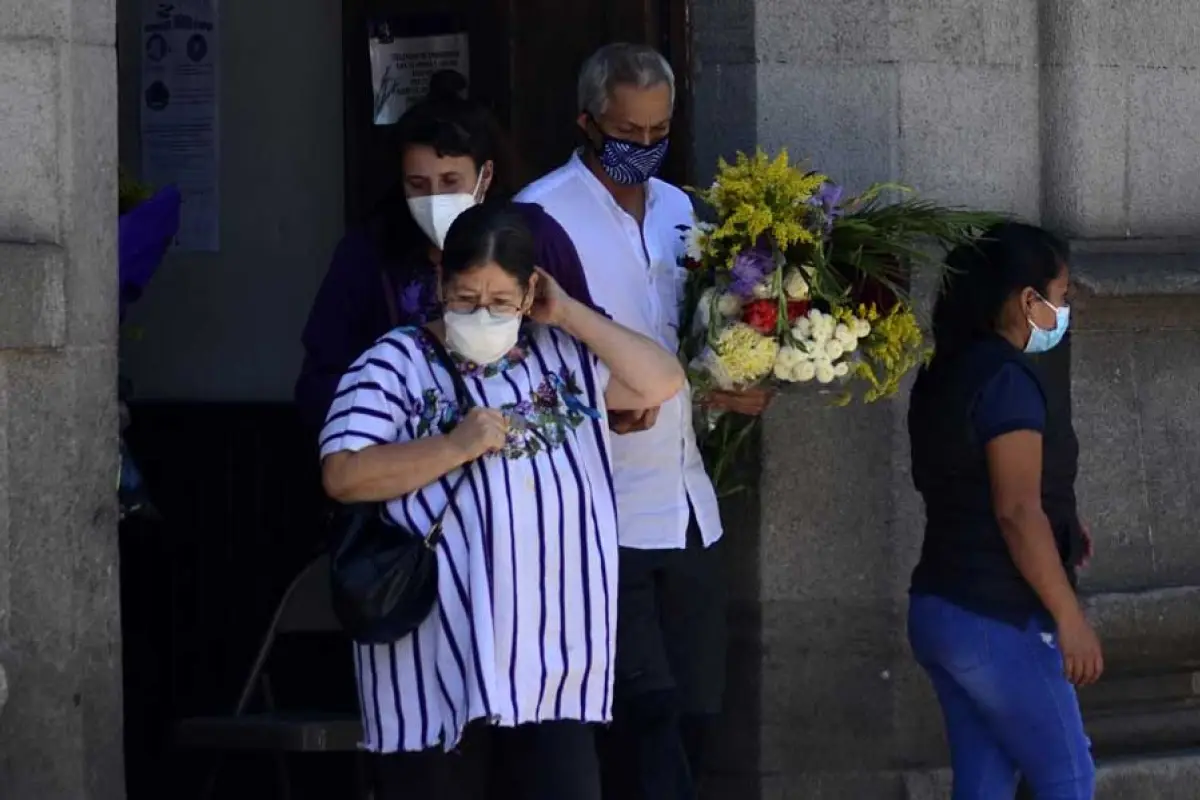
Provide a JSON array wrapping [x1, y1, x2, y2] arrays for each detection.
[[370, 30, 470, 126], [140, 0, 220, 252]]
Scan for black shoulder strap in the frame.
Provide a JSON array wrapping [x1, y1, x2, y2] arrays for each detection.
[[420, 329, 474, 412]]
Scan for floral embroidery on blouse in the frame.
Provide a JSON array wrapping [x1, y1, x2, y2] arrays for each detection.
[[403, 328, 601, 459], [498, 369, 601, 459], [411, 326, 530, 378], [412, 388, 461, 439]]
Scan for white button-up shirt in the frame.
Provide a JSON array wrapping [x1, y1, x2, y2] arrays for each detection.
[[517, 152, 722, 550]]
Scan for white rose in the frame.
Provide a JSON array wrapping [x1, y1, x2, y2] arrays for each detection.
[[793, 361, 817, 382], [834, 323, 855, 345], [834, 361, 850, 378], [815, 361, 836, 384], [751, 280, 774, 299], [792, 317, 813, 339], [775, 345, 805, 370], [812, 316, 836, 344], [840, 336, 859, 354], [853, 319, 872, 338], [823, 339, 845, 361], [783, 269, 810, 300], [716, 292, 743, 318]]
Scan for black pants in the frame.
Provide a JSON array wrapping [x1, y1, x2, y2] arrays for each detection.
[[373, 721, 601, 800], [600, 522, 727, 800]]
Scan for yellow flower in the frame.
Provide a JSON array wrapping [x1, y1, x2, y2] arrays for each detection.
[[691, 150, 828, 269], [845, 303, 931, 402], [714, 323, 779, 387]]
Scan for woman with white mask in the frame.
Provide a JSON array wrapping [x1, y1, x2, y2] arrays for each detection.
[[321, 201, 684, 799], [296, 70, 597, 438]]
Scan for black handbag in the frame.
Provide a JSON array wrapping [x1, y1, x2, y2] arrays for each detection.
[[328, 327, 475, 644]]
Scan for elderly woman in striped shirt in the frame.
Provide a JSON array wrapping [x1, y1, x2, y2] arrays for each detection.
[[319, 201, 685, 800]]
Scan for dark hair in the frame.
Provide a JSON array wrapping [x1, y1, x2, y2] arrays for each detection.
[[931, 222, 1069, 361], [440, 201, 537, 287], [372, 72, 524, 259]]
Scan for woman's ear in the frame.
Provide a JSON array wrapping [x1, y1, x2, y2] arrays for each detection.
[[523, 270, 541, 313], [477, 160, 495, 199]]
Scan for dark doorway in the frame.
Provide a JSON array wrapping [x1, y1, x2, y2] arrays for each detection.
[[341, 0, 693, 224]]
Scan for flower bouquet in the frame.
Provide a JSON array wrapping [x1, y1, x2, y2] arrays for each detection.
[[680, 150, 1003, 494]]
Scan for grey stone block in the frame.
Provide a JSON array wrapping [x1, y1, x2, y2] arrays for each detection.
[[1084, 586, 1200, 669], [1128, 68, 1200, 237], [61, 43, 118, 346], [0, 243, 67, 349], [897, 63, 1040, 217], [1070, 331, 1157, 592], [0, 0, 113, 44], [756, 0, 889, 66], [692, 0, 756, 66], [756, 63, 899, 194], [0, 39, 62, 243], [888, 0, 1037, 67], [0, 346, 122, 800], [1072, 244, 1200, 298], [691, 62, 759, 185], [0, 661, 7, 719], [907, 751, 1200, 800], [1040, 64, 1129, 238], [1125, 332, 1200, 586]]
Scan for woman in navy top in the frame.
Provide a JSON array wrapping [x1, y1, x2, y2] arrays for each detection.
[[907, 223, 1102, 799], [295, 71, 596, 435]]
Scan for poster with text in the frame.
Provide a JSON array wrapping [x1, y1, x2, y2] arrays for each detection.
[[140, 0, 220, 252], [370, 24, 469, 126]]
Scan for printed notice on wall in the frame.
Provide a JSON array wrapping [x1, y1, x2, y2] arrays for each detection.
[[140, 0, 220, 252], [370, 22, 469, 126]]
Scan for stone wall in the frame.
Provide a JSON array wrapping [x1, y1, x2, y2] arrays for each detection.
[[0, 1, 123, 798], [690, 0, 1200, 797]]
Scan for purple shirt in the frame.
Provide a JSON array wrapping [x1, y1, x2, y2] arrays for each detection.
[[294, 201, 598, 432]]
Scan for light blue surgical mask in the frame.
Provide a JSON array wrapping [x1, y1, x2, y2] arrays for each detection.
[[1025, 295, 1070, 354]]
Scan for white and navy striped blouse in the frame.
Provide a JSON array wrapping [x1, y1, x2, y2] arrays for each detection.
[[320, 324, 619, 753]]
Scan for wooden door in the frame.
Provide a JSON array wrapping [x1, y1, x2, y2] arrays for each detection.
[[342, 0, 691, 223]]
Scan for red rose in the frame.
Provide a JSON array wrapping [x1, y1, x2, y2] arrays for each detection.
[[684, 257, 703, 271], [786, 299, 811, 323], [742, 299, 780, 334]]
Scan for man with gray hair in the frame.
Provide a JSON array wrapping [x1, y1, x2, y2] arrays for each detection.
[[518, 42, 765, 799]]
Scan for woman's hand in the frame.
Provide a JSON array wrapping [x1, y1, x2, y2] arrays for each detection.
[[448, 408, 508, 460], [528, 267, 575, 328], [703, 387, 776, 417], [1056, 610, 1104, 686]]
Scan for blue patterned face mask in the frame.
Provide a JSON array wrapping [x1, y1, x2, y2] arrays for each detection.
[[1025, 295, 1070, 354], [589, 120, 669, 185]]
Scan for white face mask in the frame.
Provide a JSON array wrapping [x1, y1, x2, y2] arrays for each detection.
[[443, 308, 522, 365], [406, 171, 485, 249]]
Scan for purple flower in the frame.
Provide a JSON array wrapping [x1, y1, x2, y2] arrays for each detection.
[[809, 182, 845, 232], [729, 246, 774, 299]]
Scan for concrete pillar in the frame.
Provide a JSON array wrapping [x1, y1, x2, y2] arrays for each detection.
[[690, 0, 1200, 796], [0, 1, 123, 799]]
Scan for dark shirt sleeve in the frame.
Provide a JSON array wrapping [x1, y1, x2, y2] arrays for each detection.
[[294, 233, 390, 434], [971, 363, 1047, 444], [515, 202, 603, 315]]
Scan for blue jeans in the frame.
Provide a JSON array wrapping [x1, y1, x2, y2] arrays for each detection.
[[908, 593, 1095, 799]]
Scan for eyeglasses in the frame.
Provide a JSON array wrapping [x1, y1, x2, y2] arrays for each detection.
[[443, 297, 524, 317]]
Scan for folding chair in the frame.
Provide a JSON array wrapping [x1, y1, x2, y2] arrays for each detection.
[[175, 554, 370, 800]]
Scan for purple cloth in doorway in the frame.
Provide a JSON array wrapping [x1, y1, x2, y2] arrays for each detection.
[[119, 185, 182, 320]]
